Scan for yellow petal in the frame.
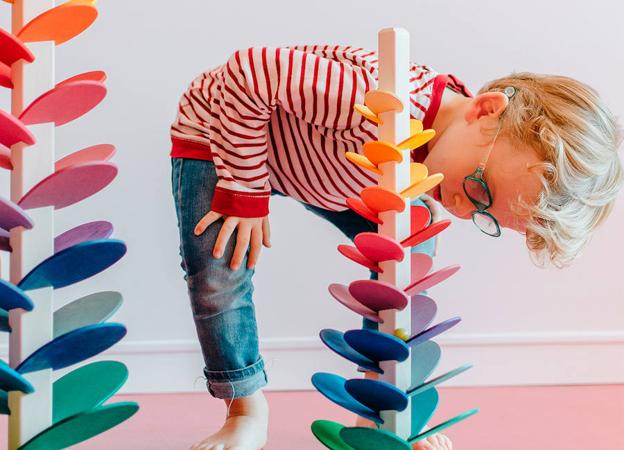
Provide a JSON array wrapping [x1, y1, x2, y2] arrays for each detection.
[[363, 141, 403, 166], [364, 89, 404, 114], [397, 129, 436, 151], [410, 163, 428, 184], [410, 119, 424, 135], [345, 152, 382, 175], [354, 104, 381, 124], [400, 173, 444, 199]]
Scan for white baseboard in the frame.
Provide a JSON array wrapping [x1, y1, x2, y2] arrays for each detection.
[[2, 332, 623, 393]]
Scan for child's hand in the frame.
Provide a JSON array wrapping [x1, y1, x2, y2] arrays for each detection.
[[420, 193, 441, 257], [194, 211, 271, 271]]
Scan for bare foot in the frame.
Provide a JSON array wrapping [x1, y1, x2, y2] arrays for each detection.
[[190, 390, 268, 450]]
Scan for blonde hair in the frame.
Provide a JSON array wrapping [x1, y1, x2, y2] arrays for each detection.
[[479, 73, 624, 268]]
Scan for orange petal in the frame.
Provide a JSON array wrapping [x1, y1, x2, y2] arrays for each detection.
[[364, 89, 404, 114], [361, 186, 405, 213], [363, 141, 403, 166], [17, 1, 98, 45], [354, 104, 381, 124], [345, 152, 382, 175]]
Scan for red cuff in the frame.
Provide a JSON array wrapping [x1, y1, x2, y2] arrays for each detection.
[[211, 187, 270, 218]]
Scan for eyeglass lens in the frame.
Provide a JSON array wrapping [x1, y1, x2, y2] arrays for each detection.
[[464, 178, 491, 209], [472, 212, 500, 236]]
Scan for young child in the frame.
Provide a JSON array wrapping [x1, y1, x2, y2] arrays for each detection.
[[170, 45, 623, 450]]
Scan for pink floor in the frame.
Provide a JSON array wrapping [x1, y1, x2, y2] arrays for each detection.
[[2, 385, 623, 450]]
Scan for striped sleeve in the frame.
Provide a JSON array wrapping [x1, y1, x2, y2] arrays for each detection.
[[207, 46, 375, 218]]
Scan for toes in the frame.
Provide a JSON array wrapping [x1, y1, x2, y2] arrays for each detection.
[[438, 433, 452, 450]]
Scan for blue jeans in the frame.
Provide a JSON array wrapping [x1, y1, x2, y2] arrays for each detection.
[[171, 157, 435, 399]]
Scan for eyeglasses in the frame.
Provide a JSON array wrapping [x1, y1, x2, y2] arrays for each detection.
[[463, 86, 517, 237]]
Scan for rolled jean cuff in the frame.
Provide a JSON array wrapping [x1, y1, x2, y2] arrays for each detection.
[[203, 357, 267, 399]]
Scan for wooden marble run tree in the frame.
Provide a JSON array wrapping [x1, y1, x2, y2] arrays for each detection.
[[0, 1, 138, 449], [311, 28, 478, 450]]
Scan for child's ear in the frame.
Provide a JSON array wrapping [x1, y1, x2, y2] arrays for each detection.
[[465, 92, 509, 123]]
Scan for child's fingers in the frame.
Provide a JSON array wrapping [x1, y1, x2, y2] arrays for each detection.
[[195, 210, 222, 235], [421, 193, 441, 222], [213, 217, 238, 258], [440, 434, 453, 450], [230, 222, 252, 270], [247, 224, 263, 269], [262, 216, 271, 247], [419, 194, 441, 257]]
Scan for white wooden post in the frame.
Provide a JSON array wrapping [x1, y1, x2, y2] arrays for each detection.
[[377, 27, 412, 439], [8, 1, 55, 448]]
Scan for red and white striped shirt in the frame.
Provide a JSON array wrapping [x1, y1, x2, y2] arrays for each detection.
[[170, 45, 471, 218]]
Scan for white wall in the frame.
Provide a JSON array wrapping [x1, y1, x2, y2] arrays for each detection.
[[1, 0, 622, 393]]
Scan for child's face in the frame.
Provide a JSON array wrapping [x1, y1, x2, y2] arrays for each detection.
[[424, 92, 544, 233]]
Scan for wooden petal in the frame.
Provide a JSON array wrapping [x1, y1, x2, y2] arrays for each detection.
[[54, 220, 114, 253], [345, 152, 381, 175], [410, 163, 428, 184], [397, 129, 436, 151], [363, 141, 402, 165], [56, 70, 107, 87], [337, 245, 382, 274], [19, 80, 107, 126], [411, 205, 431, 234], [346, 197, 382, 224], [402, 220, 451, 248], [349, 280, 408, 312], [400, 174, 444, 199], [364, 90, 403, 114], [328, 283, 381, 322], [17, 0, 98, 45], [354, 104, 381, 124], [0, 196, 33, 231], [0, 62, 13, 89], [0, 109, 35, 147], [55, 144, 115, 171], [18, 162, 117, 210], [404, 265, 461, 296], [354, 233, 404, 264], [361, 186, 405, 213], [17, 402, 138, 450], [0, 144, 13, 170], [0, 28, 35, 66], [410, 119, 424, 135]]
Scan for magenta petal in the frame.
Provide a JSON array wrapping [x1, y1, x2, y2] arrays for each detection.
[[18, 162, 117, 210], [19, 80, 106, 126], [349, 279, 408, 312]]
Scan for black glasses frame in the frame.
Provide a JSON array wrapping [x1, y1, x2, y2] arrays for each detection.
[[463, 168, 501, 237]]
